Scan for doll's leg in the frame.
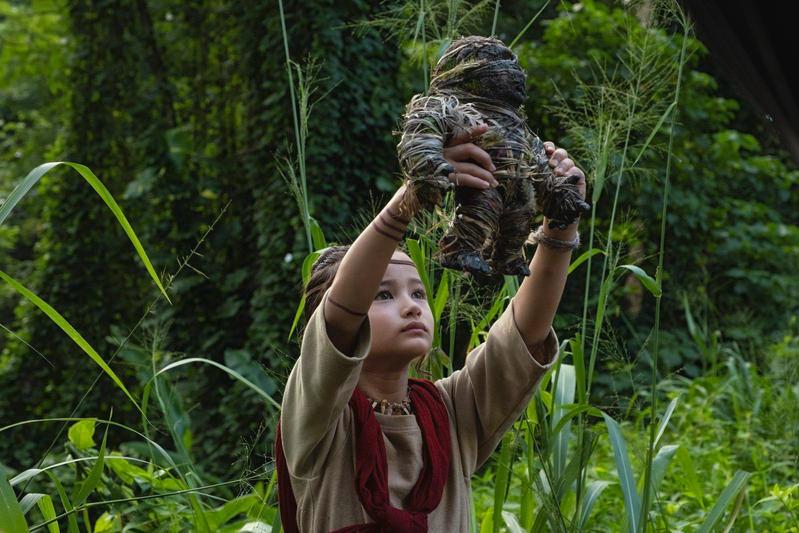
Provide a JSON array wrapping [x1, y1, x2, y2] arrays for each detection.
[[436, 186, 502, 275], [488, 179, 536, 276]]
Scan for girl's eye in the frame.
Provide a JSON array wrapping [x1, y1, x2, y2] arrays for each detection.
[[374, 289, 426, 300]]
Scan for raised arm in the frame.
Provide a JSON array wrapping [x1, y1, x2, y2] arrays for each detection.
[[324, 186, 416, 356], [514, 142, 586, 350]]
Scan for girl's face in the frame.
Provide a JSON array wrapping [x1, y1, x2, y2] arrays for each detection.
[[365, 251, 434, 371]]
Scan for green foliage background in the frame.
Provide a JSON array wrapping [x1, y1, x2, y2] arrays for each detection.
[[1, 0, 796, 509]]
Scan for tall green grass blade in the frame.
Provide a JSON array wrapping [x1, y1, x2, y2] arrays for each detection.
[[288, 250, 323, 341], [0, 270, 142, 415], [603, 412, 641, 533], [11, 456, 151, 488], [406, 238, 433, 302], [568, 248, 605, 276], [519, 483, 534, 530], [654, 397, 679, 448], [617, 264, 661, 297], [587, 270, 616, 394], [309, 216, 326, 250], [44, 471, 78, 533], [468, 287, 507, 350], [578, 480, 612, 530], [0, 162, 170, 303], [1, 468, 28, 533], [492, 431, 516, 533], [550, 403, 603, 436], [19, 494, 43, 515], [432, 268, 449, 323], [2, 418, 184, 484], [508, 0, 550, 49], [151, 358, 281, 410], [629, 101, 677, 168], [35, 494, 59, 533], [72, 419, 110, 506], [697, 471, 752, 533], [570, 334, 586, 404]]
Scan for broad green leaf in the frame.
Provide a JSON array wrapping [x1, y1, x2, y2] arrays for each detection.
[[1, 469, 29, 533], [0, 270, 141, 415], [650, 444, 679, 492], [552, 365, 576, 481], [0, 162, 170, 303], [617, 264, 661, 297], [697, 471, 752, 533], [67, 419, 96, 450], [578, 480, 612, 530], [205, 494, 259, 529], [93, 512, 119, 533], [603, 412, 641, 533]]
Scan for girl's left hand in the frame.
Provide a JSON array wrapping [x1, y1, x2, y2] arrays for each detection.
[[543, 141, 587, 201]]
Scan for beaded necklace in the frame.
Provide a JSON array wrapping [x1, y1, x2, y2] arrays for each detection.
[[365, 385, 413, 415]]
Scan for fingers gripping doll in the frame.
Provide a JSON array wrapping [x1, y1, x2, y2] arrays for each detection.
[[396, 36, 591, 278]]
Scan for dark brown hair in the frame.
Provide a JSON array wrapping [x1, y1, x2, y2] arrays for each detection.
[[301, 243, 432, 377]]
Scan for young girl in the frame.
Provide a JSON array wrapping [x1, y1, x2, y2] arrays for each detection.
[[275, 124, 586, 532]]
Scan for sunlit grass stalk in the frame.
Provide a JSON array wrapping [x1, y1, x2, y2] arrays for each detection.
[[638, 9, 690, 531], [584, 27, 650, 401], [277, 0, 311, 252]]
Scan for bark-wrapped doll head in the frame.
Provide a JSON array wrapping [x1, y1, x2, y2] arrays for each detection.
[[430, 36, 527, 107]]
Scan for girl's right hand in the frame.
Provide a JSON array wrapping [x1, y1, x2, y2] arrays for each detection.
[[443, 124, 499, 189]]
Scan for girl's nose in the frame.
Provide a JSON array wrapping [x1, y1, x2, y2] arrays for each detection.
[[402, 297, 423, 317]]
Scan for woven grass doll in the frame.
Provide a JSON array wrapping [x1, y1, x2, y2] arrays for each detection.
[[396, 35, 591, 278]]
